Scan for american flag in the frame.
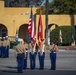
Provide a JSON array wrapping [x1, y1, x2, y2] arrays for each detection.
[[28, 8, 36, 47], [38, 10, 43, 48]]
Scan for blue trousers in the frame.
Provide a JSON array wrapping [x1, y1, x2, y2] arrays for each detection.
[[6, 46, 9, 58], [1, 46, 6, 58], [38, 52, 45, 69], [23, 52, 28, 69], [17, 53, 24, 73], [29, 52, 36, 69], [50, 52, 56, 70], [0, 46, 2, 57]]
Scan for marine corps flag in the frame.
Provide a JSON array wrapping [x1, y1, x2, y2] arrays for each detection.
[[59, 29, 62, 43], [38, 9, 43, 47]]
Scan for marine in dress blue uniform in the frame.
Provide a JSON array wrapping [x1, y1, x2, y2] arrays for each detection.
[[38, 39, 46, 70], [49, 41, 58, 70], [15, 39, 26, 73], [23, 41, 28, 69], [29, 43, 36, 69], [5, 36, 10, 58], [2, 37, 7, 58]]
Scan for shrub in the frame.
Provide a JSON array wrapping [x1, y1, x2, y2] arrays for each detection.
[[50, 26, 75, 46], [10, 41, 18, 49]]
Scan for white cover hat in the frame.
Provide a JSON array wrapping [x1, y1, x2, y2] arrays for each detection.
[[6, 36, 8, 38], [18, 38, 23, 42], [3, 37, 5, 39]]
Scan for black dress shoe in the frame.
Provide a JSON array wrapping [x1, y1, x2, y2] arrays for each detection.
[[39, 68, 44, 70], [18, 72, 23, 73], [30, 68, 35, 70], [23, 68, 26, 69], [49, 68, 53, 70]]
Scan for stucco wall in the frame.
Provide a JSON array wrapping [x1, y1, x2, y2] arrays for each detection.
[[0, 1, 76, 42]]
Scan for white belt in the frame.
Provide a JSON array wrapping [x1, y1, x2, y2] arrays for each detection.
[[38, 50, 44, 52], [50, 52, 56, 53], [26, 51, 28, 52], [30, 51, 35, 52]]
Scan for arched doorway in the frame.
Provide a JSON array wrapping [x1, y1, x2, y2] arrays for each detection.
[[48, 24, 58, 31], [19, 24, 28, 41], [0, 24, 8, 37]]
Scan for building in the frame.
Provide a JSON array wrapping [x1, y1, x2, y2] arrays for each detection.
[[0, 1, 76, 45]]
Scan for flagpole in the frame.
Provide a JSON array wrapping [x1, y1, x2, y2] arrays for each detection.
[[45, 0, 49, 45]]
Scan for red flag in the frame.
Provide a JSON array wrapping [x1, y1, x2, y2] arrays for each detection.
[[38, 10, 43, 47], [28, 8, 36, 47]]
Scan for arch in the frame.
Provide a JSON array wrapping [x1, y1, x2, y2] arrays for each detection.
[[19, 24, 28, 41], [48, 23, 58, 30], [0, 24, 8, 37]]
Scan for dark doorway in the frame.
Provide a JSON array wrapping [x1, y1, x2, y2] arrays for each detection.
[[0, 24, 7, 37], [2, 28, 8, 37], [19, 24, 28, 40]]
